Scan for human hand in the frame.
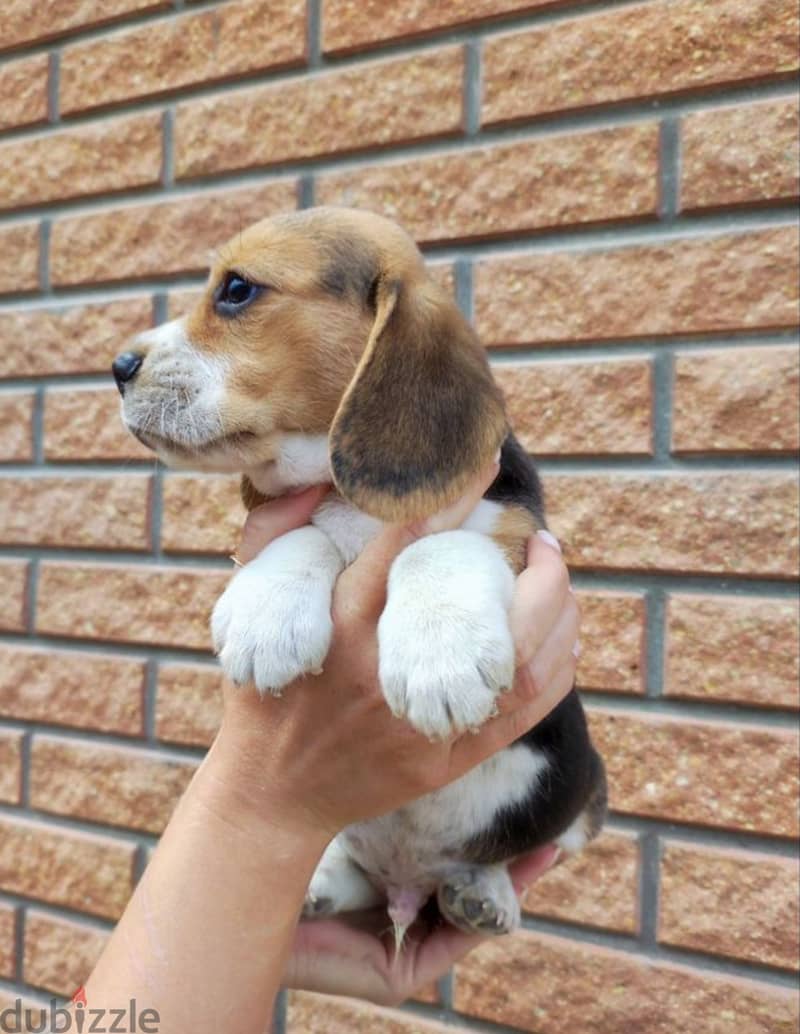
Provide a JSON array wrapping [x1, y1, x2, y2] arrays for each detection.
[[211, 467, 579, 843], [283, 845, 558, 1004]]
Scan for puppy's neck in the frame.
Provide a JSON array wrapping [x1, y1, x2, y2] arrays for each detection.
[[245, 432, 332, 496]]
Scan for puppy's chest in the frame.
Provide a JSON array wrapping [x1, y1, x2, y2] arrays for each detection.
[[342, 745, 548, 891]]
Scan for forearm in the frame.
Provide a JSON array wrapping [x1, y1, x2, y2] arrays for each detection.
[[84, 732, 330, 1034]]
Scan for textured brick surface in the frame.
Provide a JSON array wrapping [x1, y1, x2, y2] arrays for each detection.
[[0, 0, 165, 51], [0, 391, 34, 461], [546, 472, 799, 578], [523, 829, 639, 933], [575, 591, 646, 695], [324, 0, 556, 52], [155, 663, 223, 747], [682, 98, 800, 210], [672, 345, 800, 453], [287, 992, 458, 1034], [30, 738, 196, 834], [659, 842, 800, 971], [61, 0, 306, 114], [161, 474, 244, 554], [665, 594, 800, 709], [0, 560, 28, 632], [0, 54, 49, 132], [589, 710, 799, 837], [36, 563, 227, 649], [0, 475, 151, 550], [0, 114, 162, 211], [0, 299, 152, 379], [483, 0, 800, 125], [317, 125, 659, 243], [0, 223, 39, 295], [0, 817, 135, 919], [0, 903, 14, 979], [50, 181, 298, 285], [495, 357, 652, 457], [475, 227, 800, 346], [0, 732, 22, 804], [455, 930, 800, 1034], [44, 386, 151, 461], [175, 48, 464, 179], [23, 911, 108, 997], [0, 646, 144, 734]]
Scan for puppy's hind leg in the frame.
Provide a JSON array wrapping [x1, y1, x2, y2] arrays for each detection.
[[303, 835, 383, 918], [437, 864, 520, 936]]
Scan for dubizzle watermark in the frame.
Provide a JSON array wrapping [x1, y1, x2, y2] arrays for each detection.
[[0, 987, 160, 1033]]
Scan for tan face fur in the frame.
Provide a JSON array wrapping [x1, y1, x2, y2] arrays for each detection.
[[119, 206, 506, 522]]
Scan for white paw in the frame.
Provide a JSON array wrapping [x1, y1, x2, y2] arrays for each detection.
[[210, 527, 341, 695], [378, 531, 515, 739], [303, 838, 381, 917]]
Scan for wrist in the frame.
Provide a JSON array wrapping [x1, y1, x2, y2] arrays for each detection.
[[195, 727, 333, 864]]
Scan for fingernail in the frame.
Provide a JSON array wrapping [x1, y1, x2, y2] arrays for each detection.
[[572, 640, 581, 660], [536, 529, 561, 554]]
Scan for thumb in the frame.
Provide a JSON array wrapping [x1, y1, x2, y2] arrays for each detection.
[[335, 457, 501, 623], [237, 484, 330, 564]]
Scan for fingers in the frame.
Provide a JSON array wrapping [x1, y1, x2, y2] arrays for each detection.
[[507, 843, 559, 894], [333, 458, 500, 627], [236, 485, 329, 564], [509, 531, 572, 670]]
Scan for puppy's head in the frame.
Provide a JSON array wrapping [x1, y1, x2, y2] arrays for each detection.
[[114, 206, 506, 522]]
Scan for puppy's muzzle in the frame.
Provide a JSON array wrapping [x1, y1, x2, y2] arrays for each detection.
[[112, 351, 144, 395]]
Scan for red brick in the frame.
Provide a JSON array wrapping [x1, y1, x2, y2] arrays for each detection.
[[483, 0, 800, 126], [317, 124, 659, 243], [161, 474, 244, 555], [575, 590, 646, 695], [36, 562, 227, 650], [61, 0, 306, 114], [0, 299, 152, 379], [475, 227, 800, 347], [0, 114, 162, 211], [589, 709, 799, 837], [50, 181, 298, 286], [0, 391, 34, 461], [0, 816, 136, 919], [455, 929, 800, 1034], [0, 732, 22, 804], [0, 0, 166, 51], [523, 829, 639, 933], [30, 737, 196, 834], [23, 911, 108, 997], [496, 357, 652, 457], [175, 48, 464, 179], [155, 663, 223, 747], [0, 559, 28, 632], [672, 345, 800, 453], [0, 902, 15, 979], [665, 594, 800, 710], [325, 0, 565, 51], [0, 223, 39, 295], [0, 55, 49, 132], [0, 646, 144, 734], [0, 475, 151, 550], [44, 386, 151, 461], [287, 992, 460, 1034], [682, 98, 800, 210], [545, 472, 799, 579], [659, 841, 799, 971]]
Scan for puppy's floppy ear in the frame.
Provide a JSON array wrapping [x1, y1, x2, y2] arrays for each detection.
[[330, 275, 507, 522]]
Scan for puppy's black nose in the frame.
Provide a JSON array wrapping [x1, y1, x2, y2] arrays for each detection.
[[112, 351, 144, 395]]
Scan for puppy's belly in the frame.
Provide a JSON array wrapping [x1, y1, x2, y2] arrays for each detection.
[[341, 743, 548, 897]]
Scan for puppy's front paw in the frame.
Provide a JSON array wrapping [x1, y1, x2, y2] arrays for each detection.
[[378, 533, 515, 739], [211, 565, 333, 696]]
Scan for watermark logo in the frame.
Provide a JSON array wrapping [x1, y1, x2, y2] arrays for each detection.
[[0, 988, 160, 1032]]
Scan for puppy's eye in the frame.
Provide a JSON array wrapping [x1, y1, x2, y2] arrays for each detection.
[[214, 273, 263, 316]]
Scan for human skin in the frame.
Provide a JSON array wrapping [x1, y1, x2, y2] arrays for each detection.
[[81, 463, 579, 1033]]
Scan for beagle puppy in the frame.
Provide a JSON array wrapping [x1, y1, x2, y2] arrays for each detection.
[[113, 207, 606, 942]]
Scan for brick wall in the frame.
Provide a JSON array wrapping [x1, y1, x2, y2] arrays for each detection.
[[0, 1, 798, 1031]]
